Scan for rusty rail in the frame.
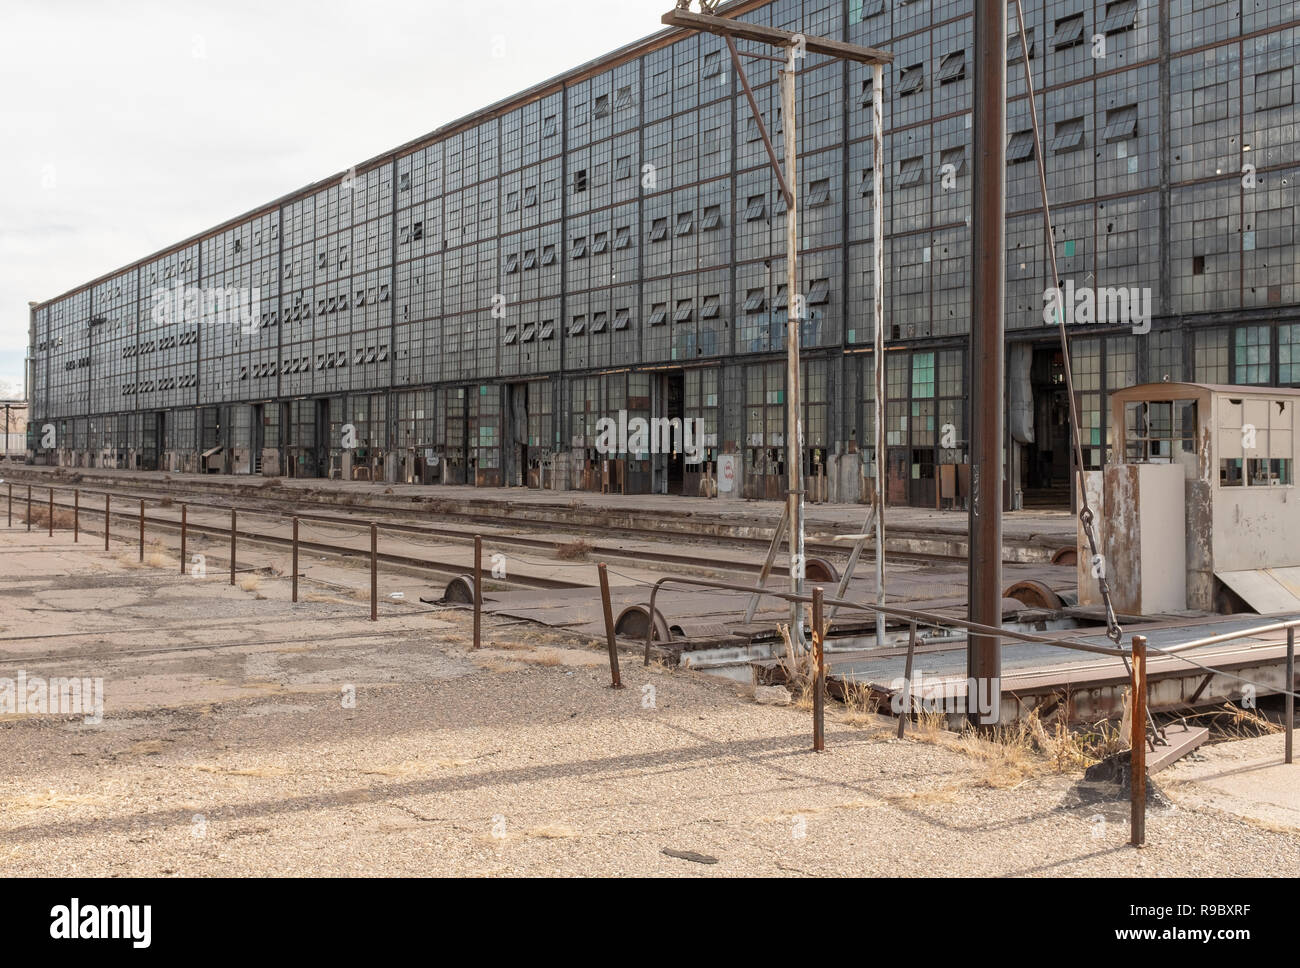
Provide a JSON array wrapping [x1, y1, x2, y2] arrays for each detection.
[[597, 562, 624, 690]]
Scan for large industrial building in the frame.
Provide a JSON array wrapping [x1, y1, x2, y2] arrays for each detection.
[[25, 0, 1300, 507]]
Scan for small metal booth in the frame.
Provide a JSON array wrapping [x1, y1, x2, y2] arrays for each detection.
[[1079, 382, 1299, 615]]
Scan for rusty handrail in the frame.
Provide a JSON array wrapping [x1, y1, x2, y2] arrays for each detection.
[[640, 574, 1129, 666], [1151, 618, 1300, 655]]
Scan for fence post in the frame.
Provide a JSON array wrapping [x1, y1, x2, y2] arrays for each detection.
[[370, 522, 378, 622], [1286, 627, 1294, 766], [6, 481, 10, 527], [180, 504, 187, 575], [138, 498, 145, 561], [26, 485, 31, 532], [104, 493, 110, 551], [48, 488, 54, 538], [292, 516, 299, 603], [1130, 634, 1147, 848], [598, 563, 623, 689], [897, 619, 919, 739], [473, 534, 482, 650], [229, 508, 237, 585], [74, 489, 79, 542], [813, 586, 825, 753]]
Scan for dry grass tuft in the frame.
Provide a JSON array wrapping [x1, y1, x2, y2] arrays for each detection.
[[516, 651, 565, 667], [147, 552, 170, 569], [0, 790, 107, 811], [238, 575, 261, 592], [838, 678, 885, 727], [554, 539, 593, 561], [1181, 701, 1282, 737], [21, 508, 76, 530]]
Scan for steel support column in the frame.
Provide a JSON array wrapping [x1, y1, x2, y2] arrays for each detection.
[[967, 0, 1007, 720]]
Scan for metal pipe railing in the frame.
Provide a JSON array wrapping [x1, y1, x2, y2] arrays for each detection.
[[641, 574, 1128, 667]]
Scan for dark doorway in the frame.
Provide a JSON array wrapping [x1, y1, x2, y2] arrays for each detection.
[[152, 411, 165, 471], [660, 370, 685, 495], [314, 399, 331, 478], [1025, 347, 1072, 507], [251, 404, 265, 474], [506, 383, 529, 487]]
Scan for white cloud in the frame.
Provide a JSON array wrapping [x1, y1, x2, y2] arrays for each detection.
[[0, 0, 670, 389]]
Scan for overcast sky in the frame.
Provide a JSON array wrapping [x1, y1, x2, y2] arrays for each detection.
[[0, 0, 672, 398]]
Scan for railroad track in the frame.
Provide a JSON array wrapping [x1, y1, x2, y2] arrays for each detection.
[[0, 468, 995, 574]]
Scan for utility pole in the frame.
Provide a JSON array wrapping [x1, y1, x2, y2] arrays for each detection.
[[871, 61, 886, 649], [967, 0, 1006, 722], [780, 44, 804, 644], [662, 5, 893, 650]]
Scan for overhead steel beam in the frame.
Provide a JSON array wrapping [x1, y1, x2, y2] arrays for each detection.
[[661, 9, 894, 64]]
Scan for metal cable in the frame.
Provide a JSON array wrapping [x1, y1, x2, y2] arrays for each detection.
[[1011, 0, 1124, 650]]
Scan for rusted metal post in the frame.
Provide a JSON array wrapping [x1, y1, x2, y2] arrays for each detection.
[[1286, 627, 1294, 765], [1130, 634, 1147, 848], [292, 516, 299, 603], [370, 522, 378, 622], [26, 485, 31, 532], [781, 44, 805, 650], [104, 493, 110, 551], [180, 504, 187, 575], [48, 488, 54, 537], [74, 489, 79, 542], [6, 481, 10, 527], [598, 563, 624, 689], [967, 0, 1007, 725], [229, 508, 236, 585], [812, 586, 826, 752], [138, 498, 145, 561], [473, 534, 482, 650], [897, 619, 919, 739]]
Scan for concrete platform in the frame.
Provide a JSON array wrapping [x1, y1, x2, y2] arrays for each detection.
[[1160, 733, 1300, 831]]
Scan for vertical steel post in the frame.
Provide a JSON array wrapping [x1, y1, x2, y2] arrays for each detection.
[[1286, 627, 1294, 765], [229, 508, 236, 585], [74, 489, 79, 542], [897, 620, 919, 739], [781, 45, 805, 648], [473, 534, 482, 650], [967, 0, 1007, 723], [26, 485, 31, 532], [370, 522, 378, 621], [48, 488, 54, 537], [138, 498, 145, 561], [104, 493, 110, 551], [292, 516, 299, 603], [1130, 634, 1147, 847], [598, 563, 623, 689], [180, 504, 187, 575], [812, 586, 825, 752], [871, 61, 887, 651], [6, 481, 10, 527]]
